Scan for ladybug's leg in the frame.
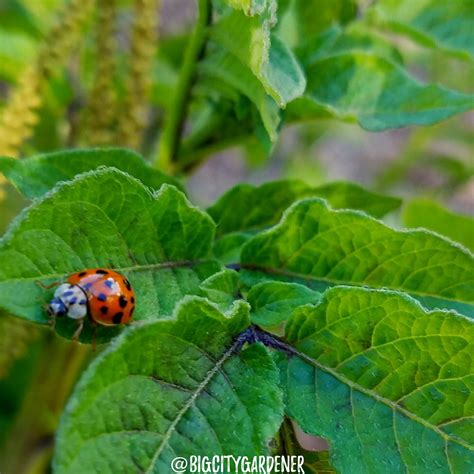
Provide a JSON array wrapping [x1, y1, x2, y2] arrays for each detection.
[[42, 304, 56, 330], [35, 280, 61, 290], [49, 314, 57, 331], [72, 318, 85, 342]]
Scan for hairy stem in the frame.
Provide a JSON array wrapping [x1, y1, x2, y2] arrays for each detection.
[[156, 0, 212, 173]]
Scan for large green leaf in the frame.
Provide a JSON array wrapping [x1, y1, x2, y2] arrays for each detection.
[[0, 168, 218, 341], [208, 180, 401, 237], [54, 297, 283, 473], [288, 52, 474, 131], [403, 198, 474, 252], [0, 148, 182, 199], [241, 198, 474, 316], [372, 0, 474, 60], [279, 286, 473, 473], [211, 7, 306, 106]]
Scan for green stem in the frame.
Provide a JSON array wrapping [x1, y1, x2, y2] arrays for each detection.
[[156, 0, 212, 173]]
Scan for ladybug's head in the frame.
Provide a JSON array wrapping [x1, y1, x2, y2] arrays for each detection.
[[47, 296, 68, 317], [47, 283, 88, 320]]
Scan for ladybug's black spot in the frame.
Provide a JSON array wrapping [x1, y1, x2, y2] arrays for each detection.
[[131, 297, 135, 304], [123, 279, 131, 291], [98, 293, 107, 302], [119, 295, 128, 308], [96, 269, 108, 274], [104, 279, 114, 289], [100, 306, 108, 315], [112, 312, 124, 324], [78, 271, 87, 277], [130, 306, 135, 317]]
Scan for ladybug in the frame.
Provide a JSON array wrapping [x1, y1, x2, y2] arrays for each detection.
[[46, 268, 135, 340]]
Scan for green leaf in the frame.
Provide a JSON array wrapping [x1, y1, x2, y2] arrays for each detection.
[[0, 148, 182, 199], [241, 198, 474, 316], [54, 297, 284, 473], [403, 198, 474, 252], [309, 181, 402, 218], [208, 180, 402, 237], [248, 281, 320, 328], [288, 52, 474, 131], [199, 268, 240, 310], [0, 168, 218, 341], [199, 48, 281, 142], [213, 232, 254, 265], [372, 0, 474, 60], [279, 286, 474, 473], [281, 0, 357, 46], [297, 24, 403, 66], [211, 8, 306, 106]]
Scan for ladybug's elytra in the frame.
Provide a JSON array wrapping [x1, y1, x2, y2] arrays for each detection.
[[47, 268, 135, 340]]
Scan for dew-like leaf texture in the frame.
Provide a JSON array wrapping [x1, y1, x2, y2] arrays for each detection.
[[288, 52, 474, 131], [0, 168, 218, 341], [208, 180, 401, 237], [241, 198, 474, 316], [403, 198, 474, 252], [54, 297, 284, 474], [372, 0, 474, 60], [0, 148, 182, 199], [211, 7, 306, 106], [279, 286, 474, 473], [248, 281, 320, 327]]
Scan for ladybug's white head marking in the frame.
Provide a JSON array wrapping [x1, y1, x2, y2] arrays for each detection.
[[48, 284, 88, 320]]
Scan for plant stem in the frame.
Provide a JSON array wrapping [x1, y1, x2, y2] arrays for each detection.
[[0, 334, 91, 474], [156, 0, 212, 173]]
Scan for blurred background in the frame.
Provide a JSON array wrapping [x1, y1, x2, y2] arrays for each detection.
[[0, 0, 472, 472]]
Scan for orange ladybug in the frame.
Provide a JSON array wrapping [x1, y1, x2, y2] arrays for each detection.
[[47, 268, 135, 340]]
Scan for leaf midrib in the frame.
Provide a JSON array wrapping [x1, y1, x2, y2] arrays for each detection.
[[144, 336, 242, 473]]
